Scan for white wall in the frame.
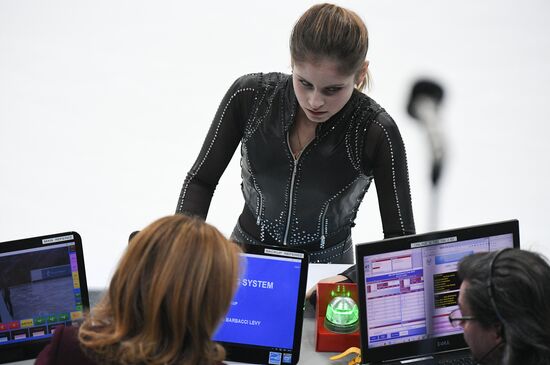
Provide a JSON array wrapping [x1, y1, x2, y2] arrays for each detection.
[[1, 0, 549, 288]]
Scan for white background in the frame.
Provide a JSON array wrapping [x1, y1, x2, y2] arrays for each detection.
[[1, 0, 549, 288]]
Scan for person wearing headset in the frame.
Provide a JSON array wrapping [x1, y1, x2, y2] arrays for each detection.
[[449, 249, 550, 365]]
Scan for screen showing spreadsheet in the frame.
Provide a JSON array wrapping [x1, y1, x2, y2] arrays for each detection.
[[362, 233, 514, 348]]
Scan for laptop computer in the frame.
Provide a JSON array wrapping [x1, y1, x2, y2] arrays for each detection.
[[0, 232, 89, 364], [213, 243, 309, 365], [355, 220, 519, 364]]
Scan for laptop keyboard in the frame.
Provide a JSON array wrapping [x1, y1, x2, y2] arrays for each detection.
[[438, 357, 475, 365]]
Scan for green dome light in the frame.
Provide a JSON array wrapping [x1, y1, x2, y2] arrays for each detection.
[[324, 296, 359, 333]]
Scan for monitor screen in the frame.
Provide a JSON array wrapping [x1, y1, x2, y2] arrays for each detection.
[[214, 245, 308, 365], [362, 232, 514, 349], [0, 232, 88, 363]]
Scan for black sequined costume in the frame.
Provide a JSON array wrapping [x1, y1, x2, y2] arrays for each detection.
[[176, 73, 415, 280]]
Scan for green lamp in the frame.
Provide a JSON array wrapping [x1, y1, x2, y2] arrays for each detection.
[[324, 285, 359, 334]]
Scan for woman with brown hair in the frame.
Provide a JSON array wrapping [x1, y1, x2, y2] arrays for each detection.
[[35, 214, 241, 365], [176, 3, 415, 281]]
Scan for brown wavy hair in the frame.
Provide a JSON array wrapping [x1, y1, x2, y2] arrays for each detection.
[[290, 3, 370, 90], [78, 215, 241, 365]]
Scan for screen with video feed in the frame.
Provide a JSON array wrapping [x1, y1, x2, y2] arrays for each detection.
[[0, 243, 84, 346]]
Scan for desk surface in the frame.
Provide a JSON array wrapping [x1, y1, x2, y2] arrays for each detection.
[[7, 264, 354, 365]]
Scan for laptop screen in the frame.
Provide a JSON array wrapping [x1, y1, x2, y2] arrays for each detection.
[[356, 220, 519, 363], [0, 232, 89, 362], [214, 245, 308, 365]]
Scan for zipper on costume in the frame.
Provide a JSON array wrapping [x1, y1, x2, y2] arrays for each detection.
[[283, 158, 298, 245], [283, 132, 301, 245], [284, 126, 317, 245]]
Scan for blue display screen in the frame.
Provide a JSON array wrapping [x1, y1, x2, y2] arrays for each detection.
[[213, 253, 302, 350]]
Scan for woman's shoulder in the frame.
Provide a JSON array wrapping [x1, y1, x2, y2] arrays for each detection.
[[354, 92, 397, 129], [231, 72, 290, 90], [35, 325, 97, 365]]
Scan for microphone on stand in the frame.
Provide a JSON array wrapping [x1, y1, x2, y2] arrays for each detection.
[[407, 79, 446, 229], [407, 80, 445, 186]]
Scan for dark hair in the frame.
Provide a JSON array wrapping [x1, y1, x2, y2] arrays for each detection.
[[290, 3, 369, 90], [458, 250, 550, 365]]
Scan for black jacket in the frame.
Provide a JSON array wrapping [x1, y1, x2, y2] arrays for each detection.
[[177, 73, 415, 272]]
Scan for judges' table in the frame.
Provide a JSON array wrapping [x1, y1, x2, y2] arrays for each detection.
[[8, 264, 353, 365]]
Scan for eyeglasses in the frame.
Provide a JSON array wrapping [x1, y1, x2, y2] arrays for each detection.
[[448, 309, 476, 328]]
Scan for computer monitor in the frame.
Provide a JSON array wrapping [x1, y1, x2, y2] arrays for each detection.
[[355, 220, 519, 364], [214, 244, 309, 365], [0, 232, 89, 363]]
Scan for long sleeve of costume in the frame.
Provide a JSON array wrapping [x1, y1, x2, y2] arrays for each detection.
[[366, 111, 415, 238], [175, 76, 256, 218], [341, 110, 415, 282]]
